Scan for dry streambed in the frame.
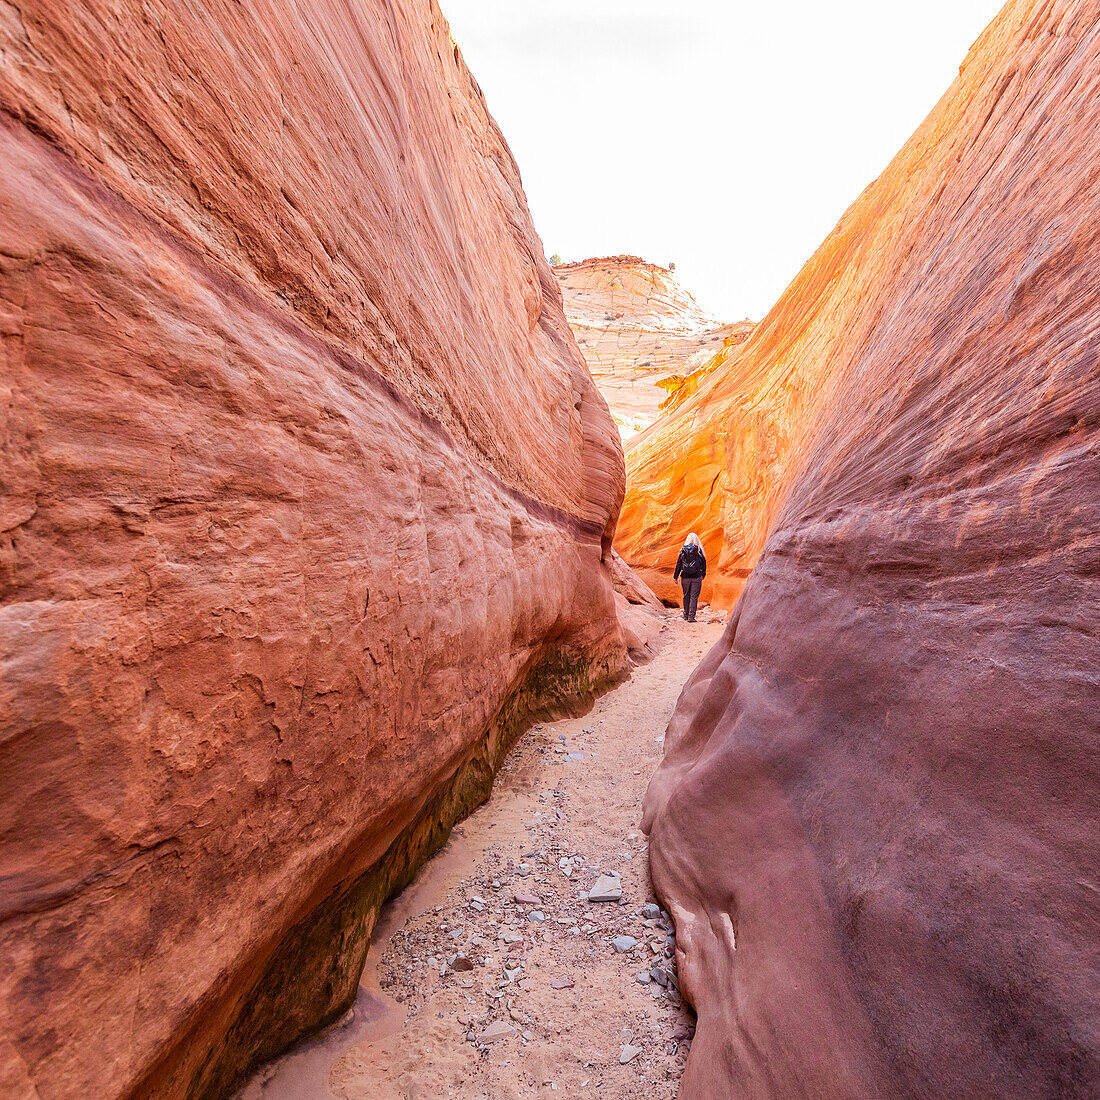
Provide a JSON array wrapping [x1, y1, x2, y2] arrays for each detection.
[[240, 612, 725, 1099]]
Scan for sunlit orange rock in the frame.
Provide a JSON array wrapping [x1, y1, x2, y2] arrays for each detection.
[[556, 256, 752, 441], [643, 2, 1100, 1096], [0, 2, 636, 1097], [616, 314, 777, 607]]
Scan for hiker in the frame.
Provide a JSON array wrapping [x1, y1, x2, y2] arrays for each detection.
[[673, 533, 706, 622]]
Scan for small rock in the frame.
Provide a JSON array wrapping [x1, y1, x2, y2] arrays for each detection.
[[451, 955, 475, 972], [479, 1020, 515, 1044], [612, 935, 638, 953], [527, 911, 545, 924], [514, 892, 541, 906], [640, 903, 661, 920], [620, 1043, 643, 1064], [516, 864, 531, 878], [649, 965, 668, 987], [587, 874, 622, 903], [549, 975, 574, 990], [635, 972, 652, 984]]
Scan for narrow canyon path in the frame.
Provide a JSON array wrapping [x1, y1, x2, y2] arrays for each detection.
[[238, 611, 724, 1100]]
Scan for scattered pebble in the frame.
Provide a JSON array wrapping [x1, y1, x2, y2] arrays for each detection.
[[360, 619, 714, 1097], [479, 1020, 515, 1044], [587, 874, 622, 903]]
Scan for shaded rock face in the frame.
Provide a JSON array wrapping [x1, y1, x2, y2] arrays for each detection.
[[556, 256, 752, 441], [643, 2, 1100, 1097], [0, 2, 631, 1097]]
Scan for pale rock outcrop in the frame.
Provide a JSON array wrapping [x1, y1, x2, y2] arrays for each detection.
[[643, 1, 1100, 1096], [556, 256, 752, 440], [0, 2, 639, 1097]]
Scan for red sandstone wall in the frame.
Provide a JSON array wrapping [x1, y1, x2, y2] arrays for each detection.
[[618, 1, 1100, 609], [643, 1, 1100, 1095], [0, 2, 630, 1096]]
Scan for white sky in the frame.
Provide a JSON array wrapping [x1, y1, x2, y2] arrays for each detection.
[[441, 0, 1005, 320]]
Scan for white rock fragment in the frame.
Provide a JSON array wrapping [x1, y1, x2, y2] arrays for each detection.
[[587, 874, 622, 903], [479, 1020, 515, 1043]]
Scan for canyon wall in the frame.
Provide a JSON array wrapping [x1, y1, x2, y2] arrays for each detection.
[[556, 256, 752, 441], [0, 2, 633, 1097], [615, 328, 760, 607], [644, 1, 1100, 1097]]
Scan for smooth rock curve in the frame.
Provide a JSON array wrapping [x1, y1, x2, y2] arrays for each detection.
[[644, 2, 1100, 1096]]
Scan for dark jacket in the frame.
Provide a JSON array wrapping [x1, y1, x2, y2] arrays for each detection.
[[674, 544, 707, 581]]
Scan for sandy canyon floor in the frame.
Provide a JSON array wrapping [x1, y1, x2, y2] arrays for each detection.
[[237, 611, 724, 1100]]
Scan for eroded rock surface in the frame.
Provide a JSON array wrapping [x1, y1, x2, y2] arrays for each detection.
[[644, 2, 1100, 1096], [556, 257, 752, 441], [0, 2, 636, 1097]]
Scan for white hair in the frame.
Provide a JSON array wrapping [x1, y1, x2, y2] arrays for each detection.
[[685, 532, 702, 549]]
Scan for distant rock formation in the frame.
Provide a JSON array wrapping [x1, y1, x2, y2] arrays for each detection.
[[555, 256, 752, 440], [0, 2, 642, 1097], [642, 2, 1100, 1097]]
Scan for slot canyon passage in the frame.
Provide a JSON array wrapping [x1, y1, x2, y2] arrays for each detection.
[[1, 2, 1098, 1100]]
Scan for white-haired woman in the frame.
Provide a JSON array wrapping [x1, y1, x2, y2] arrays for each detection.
[[673, 533, 707, 622]]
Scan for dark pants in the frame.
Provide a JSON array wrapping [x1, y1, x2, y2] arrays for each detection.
[[681, 576, 702, 621]]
